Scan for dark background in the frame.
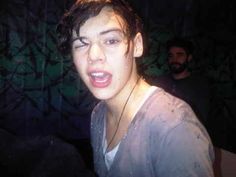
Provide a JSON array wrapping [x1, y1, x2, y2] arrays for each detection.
[[0, 0, 235, 159]]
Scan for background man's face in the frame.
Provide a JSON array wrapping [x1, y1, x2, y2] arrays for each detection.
[[167, 46, 190, 74]]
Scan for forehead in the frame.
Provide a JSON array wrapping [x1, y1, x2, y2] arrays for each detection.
[[77, 7, 126, 37], [169, 46, 187, 53]]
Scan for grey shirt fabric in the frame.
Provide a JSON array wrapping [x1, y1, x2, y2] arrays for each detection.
[[90, 87, 214, 177]]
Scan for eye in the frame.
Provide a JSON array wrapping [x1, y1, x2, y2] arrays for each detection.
[[74, 43, 88, 49], [168, 53, 173, 58], [73, 38, 89, 49], [104, 38, 120, 45], [177, 52, 185, 57]]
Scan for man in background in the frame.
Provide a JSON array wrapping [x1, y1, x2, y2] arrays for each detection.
[[149, 37, 211, 126]]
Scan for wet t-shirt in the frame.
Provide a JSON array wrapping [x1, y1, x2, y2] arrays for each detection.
[[91, 87, 214, 177]]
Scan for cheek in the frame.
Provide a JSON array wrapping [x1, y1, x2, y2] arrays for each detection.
[[179, 57, 188, 63], [73, 57, 86, 76], [118, 56, 134, 78], [110, 53, 132, 70]]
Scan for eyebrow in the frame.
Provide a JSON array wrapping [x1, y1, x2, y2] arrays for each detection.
[[71, 28, 124, 43], [100, 28, 124, 35], [176, 52, 185, 54], [71, 36, 86, 43]]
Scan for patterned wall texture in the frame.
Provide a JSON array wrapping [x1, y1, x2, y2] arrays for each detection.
[[0, 0, 97, 140], [0, 0, 235, 151]]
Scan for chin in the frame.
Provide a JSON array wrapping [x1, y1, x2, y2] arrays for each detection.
[[90, 90, 113, 101]]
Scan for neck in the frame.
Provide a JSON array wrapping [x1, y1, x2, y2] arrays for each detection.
[[172, 70, 191, 80], [105, 77, 151, 151], [106, 76, 141, 123]]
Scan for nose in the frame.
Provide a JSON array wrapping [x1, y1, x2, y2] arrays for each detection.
[[88, 43, 105, 63], [168, 54, 177, 63]]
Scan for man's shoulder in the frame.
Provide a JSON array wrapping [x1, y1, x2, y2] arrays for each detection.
[[146, 73, 173, 88], [189, 71, 209, 81], [144, 89, 195, 122], [186, 71, 211, 90]]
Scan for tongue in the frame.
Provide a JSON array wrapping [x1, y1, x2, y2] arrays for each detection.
[[90, 73, 112, 88], [93, 74, 110, 83]]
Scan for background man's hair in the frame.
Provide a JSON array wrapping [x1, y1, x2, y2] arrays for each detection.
[[166, 37, 195, 55]]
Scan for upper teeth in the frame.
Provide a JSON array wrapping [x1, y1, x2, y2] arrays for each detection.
[[90, 72, 105, 77]]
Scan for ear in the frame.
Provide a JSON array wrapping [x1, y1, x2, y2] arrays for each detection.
[[187, 54, 193, 62], [133, 32, 143, 58]]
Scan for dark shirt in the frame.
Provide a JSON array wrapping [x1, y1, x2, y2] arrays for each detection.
[[149, 72, 211, 125]]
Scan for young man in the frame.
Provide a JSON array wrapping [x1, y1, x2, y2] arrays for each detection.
[[150, 37, 211, 125], [57, 1, 214, 177]]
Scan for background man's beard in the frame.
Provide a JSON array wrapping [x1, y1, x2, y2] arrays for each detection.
[[169, 61, 188, 74]]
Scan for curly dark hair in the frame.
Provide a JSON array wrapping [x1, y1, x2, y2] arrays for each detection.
[[56, 0, 144, 56], [166, 37, 195, 55]]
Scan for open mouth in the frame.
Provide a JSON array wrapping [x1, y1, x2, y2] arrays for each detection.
[[89, 71, 112, 88]]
